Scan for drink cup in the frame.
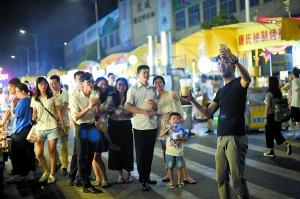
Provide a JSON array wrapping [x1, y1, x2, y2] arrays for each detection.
[[219, 44, 228, 51], [180, 79, 191, 97], [172, 133, 179, 140]]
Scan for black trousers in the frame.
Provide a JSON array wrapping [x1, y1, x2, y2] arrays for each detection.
[[77, 123, 99, 187], [133, 128, 157, 184], [10, 125, 35, 176], [265, 114, 285, 148], [68, 137, 78, 181]]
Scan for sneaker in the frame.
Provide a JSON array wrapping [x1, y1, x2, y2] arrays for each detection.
[[285, 144, 292, 155], [263, 150, 275, 157], [205, 129, 214, 134], [83, 185, 103, 193], [140, 183, 148, 191], [61, 168, 68, 176], [178, 182, 184, 188], [39, 172, 50, 183], [47, 175, 55, 184], [55, 163, 61, 172]]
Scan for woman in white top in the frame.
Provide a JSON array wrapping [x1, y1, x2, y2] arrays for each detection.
[[153, 76, 196, 184], [31, 77, 67, 184], [290, 68, 300, 134]]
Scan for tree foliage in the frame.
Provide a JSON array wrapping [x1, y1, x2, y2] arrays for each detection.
[[201, 10, 239, 29]]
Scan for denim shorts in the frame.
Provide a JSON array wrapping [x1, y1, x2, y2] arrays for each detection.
[[39, 127, 60, 141], [165, 154, 184, 169]]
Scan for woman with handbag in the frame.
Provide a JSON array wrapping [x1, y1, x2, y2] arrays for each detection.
[[153, 76, 196, 184], [263, 76, 292, 157], [8, 83, 35, 182], [31, 77, 67, 184]]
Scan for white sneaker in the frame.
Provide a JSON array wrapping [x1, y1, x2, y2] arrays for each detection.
[[38, 172, 50, 183], [47, 175, 55, 184]]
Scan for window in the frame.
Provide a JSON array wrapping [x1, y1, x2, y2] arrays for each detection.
[[250, 0, 259, 6], [101, 37, 107, 49], [109, 34, 115, 48], [203, 0, 216, 21], [188, 4, 200, 27], [175, 10, 186, 30], [115, 31, 120, 46], [240, 0, 245, 10], [220, 0, 236, 13]]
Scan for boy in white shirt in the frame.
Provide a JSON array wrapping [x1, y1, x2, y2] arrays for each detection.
[[160, 112, 188, 189]]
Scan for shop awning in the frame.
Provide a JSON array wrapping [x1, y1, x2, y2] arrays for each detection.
[[47, 68, 68, 77], [78, 60, 99, 70], [99, 53, 128, 69]]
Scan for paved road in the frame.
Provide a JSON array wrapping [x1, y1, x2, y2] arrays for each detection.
[[3, 123, 300, 199]]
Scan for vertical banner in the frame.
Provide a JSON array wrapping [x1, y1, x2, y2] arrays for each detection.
[[118, 0, 133, 50], [157, 0, 172, 32]]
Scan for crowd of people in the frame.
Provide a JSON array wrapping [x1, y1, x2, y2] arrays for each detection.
[[0, 46, 299, 199]]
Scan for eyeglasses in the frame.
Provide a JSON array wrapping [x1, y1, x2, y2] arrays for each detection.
[[86, 80, 94, 85]]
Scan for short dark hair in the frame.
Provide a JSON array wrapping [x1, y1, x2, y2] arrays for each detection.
[[50, 75, 60, 83], [79, 72, 93, 82], [74, 70, 84, 80], [153, 75, 165, 85], [137, 65, 150, 74], [8, 78, 21, 86], [169, 112, 181, 118], [107, 73, 115, 78], [293, 67, 299, 78], [16, 83, 29, 93]]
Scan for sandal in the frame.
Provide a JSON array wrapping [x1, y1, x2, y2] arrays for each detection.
[[102, 181, 111, 188], [117, 177, 124, 184], [125, 176, 134, 184], [184, 177, 197, 184], [91, 180, 101, 186], [161, 176, 170, 182], [167, 183, 175, 189]]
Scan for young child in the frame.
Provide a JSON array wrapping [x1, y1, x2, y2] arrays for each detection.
[[160, 112, 188, 189]]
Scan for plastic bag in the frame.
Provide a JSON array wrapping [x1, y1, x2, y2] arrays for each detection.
[[26, 126, 39, 143]]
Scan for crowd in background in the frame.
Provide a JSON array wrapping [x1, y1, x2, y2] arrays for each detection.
[[0, 55, 299, 197]]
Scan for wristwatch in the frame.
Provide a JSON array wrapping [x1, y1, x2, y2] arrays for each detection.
[[231, 56, 239, 64]]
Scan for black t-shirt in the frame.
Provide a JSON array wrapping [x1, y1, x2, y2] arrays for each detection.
[[213, 77, 248, 136]]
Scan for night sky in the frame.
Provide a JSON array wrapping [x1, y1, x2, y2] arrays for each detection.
[[0, 0, 117, 77]]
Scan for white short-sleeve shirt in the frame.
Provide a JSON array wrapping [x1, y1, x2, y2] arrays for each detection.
[[126, 82, 157, 130], [31, 97, 58, 130], [53, 90, 70, 127]]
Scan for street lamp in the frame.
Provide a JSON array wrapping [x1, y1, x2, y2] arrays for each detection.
[[90, 0, 101, 61], [10, 55, 23, 69], [17, 46, 30, 75], [19, 28, 39, 76]]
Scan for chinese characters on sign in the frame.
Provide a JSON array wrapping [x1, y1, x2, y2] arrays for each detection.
[[133, 0, 155, 24], [238, 28, 282, 46]]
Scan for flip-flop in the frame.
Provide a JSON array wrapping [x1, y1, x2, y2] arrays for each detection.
[[161, 176, 170, 182], [184, 178, 197, 184], [117, 177, 124, 184], [125, 176, 134, 184]]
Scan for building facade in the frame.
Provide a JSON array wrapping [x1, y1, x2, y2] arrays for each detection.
[[64, 0, 300, 68]]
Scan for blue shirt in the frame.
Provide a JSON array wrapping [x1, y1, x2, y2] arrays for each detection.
[[13, 97, 32, 133]]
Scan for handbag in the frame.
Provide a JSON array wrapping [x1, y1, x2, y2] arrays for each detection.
[[26, 125, 39, 143]]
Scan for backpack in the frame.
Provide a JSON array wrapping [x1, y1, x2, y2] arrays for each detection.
[[273, 97, 291, 123]]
